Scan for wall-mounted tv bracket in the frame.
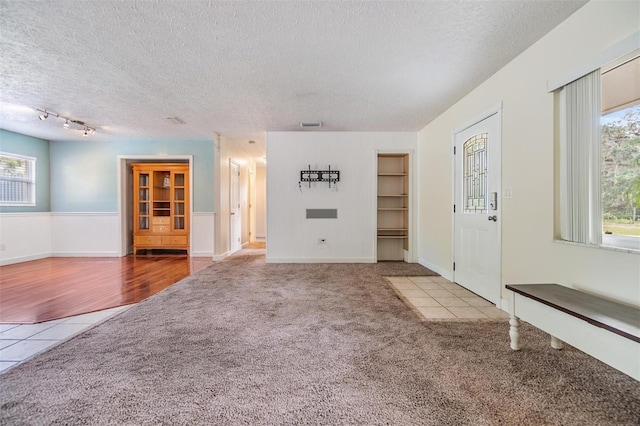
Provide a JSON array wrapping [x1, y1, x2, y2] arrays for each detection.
[[299, 164, 340, 189]]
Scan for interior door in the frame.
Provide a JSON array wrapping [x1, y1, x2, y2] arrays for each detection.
[[230, 161, 241, 253], [453, 111, 501, 304]]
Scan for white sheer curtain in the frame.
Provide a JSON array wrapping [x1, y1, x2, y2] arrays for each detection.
[[559, 69, 602, 245]]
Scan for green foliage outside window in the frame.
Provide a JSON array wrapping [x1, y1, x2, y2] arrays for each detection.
[[0, 157, 27, 177], [602, 106, 640, 236]]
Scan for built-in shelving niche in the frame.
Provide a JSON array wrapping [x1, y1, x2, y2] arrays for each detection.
[[377, 154, 409, 261]]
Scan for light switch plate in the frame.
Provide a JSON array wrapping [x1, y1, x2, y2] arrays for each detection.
[[503, 186, 512, 199]]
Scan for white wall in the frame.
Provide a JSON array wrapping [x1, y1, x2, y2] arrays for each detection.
[[266, 132, 416, 262], [418, 1, 640, 306]]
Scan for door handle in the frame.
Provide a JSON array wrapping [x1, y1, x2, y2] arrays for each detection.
[[230, 212, 235, 215], [488, 215, 497, 222]]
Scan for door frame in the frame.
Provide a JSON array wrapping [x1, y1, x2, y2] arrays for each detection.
[[248, 168, 255, 243], [116, 155, 193, 257], [451, 103, 502, 305], [229, 160, 241, 253]]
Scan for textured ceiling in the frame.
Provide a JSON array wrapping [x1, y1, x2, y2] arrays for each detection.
[[0, 0, 586, 160]]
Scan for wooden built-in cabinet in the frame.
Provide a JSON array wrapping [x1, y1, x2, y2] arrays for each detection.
[[377, 154, 409, 261], [132, 163, 189, 255]]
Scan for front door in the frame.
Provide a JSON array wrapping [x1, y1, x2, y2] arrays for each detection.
[[453, 111, 501, 305]]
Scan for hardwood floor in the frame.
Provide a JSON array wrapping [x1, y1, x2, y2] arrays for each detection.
[[0, 255, 213, 324]]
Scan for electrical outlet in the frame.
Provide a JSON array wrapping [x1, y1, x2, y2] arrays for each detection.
[[318, 238, 327, 244]]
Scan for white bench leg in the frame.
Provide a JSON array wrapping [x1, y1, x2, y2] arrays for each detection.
[[550, 336, 564, 350], [509, 315, 521, 350]]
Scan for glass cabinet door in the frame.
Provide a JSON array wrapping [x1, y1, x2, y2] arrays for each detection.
[[138, 173, 150, 230], [173, 172, 185, 230]]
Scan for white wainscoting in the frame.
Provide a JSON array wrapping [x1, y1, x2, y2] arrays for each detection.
[[1, 212, 215, 265], [0, 213, 52, 265], [51, 213, 120, 257], [192, 212, 214, 257]]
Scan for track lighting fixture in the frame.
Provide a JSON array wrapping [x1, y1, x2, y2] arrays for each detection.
[[36, 108, 96, 136], [82, 126, 96, 137]]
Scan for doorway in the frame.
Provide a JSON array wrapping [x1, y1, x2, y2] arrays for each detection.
[[229, 161, 241, 253], [453, 109, 502, 305]]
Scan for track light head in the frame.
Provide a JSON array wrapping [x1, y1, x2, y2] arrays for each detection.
[[83, 127, 89, 137], [63, 119, 70, 129], [39, 112, 48, 120]]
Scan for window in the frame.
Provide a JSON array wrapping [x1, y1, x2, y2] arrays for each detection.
[[463, 133, 488, 214], [0, 152, 36, 206], [601, 58, 640, 246], [558, 54, 640, 251]]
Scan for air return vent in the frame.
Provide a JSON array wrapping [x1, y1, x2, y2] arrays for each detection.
[[300, 121, 322, 128], [306, 209, 337, 219]]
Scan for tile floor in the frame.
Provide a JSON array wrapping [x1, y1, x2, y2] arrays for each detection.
[[0, 305, 131, 374], [386, 276, 510, 320]]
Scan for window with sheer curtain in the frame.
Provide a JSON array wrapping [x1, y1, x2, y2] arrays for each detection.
[[0, 152, 36, 206], [557, 54, 640, 251]]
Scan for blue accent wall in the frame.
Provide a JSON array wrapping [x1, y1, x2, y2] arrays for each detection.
[[0, 129, 51, 212], [50, 139, 215, 212]]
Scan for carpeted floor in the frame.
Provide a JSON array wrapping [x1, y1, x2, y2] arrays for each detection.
[[1, 250, 638, 425]]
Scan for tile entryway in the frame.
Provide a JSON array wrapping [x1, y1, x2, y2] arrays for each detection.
[[0, 305, 131, 373], [386, 276, 509, 320]]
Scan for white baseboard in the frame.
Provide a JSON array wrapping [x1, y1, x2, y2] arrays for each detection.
[[191, 250, 214, 257], [213, 251, 230, 261], [417, 258, 452, 280], [265, 257, 376, 263], [51, 251, 121, 258], [0, 253, 50, 266]]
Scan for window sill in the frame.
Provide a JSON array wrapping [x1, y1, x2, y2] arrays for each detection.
[[602, 234, 640, 253], [554, 238, 640, 255]]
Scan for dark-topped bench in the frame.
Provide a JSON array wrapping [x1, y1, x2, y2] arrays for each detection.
[[506, 284, 640, 380]]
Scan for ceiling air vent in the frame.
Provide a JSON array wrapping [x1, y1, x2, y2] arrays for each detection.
[[165, 116, 186, 125], [300, 121, 322, 128]]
